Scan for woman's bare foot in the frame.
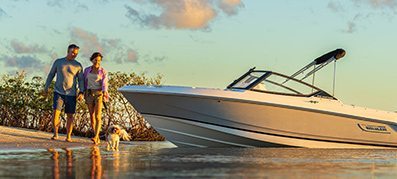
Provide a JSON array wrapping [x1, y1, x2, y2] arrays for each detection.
[[91, 138, 97, 144], [65, 138, 72, 142], [51, 136, 58, 140], [91, 138, 100, 145]]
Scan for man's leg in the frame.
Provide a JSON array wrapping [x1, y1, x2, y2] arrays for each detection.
[[65, 113, 74, 142], [52, 92, 64, 140], [64, 95, 77, 142], [51, 110, 61, 139]]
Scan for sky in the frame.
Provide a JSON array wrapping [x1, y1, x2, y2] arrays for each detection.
[[1, 0, 397, 111]]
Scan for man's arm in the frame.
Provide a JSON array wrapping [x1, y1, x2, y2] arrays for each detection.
[[43, 60, 57, 97]]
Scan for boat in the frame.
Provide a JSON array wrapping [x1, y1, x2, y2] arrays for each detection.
[[118, 49, 397, 148]]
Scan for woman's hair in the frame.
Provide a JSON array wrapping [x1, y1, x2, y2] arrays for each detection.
[[90, 52, 103, 61]]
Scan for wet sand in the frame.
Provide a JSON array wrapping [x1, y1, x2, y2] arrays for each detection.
[[0, 126, 102, 151]]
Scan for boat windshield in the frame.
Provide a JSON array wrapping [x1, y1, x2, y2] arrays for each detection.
[[228, 70, 336, 100]]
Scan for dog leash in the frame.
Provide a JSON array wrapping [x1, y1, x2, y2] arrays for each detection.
[[103, 101, 108, 110], [103, 99, 113, 127]]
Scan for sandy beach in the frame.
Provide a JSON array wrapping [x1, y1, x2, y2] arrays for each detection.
[[0, 125, 103, 151]]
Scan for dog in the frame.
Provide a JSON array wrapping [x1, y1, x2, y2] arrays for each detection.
[[105, 125, 131, 151]]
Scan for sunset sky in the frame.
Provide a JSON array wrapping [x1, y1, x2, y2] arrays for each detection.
[[1, 0, 397, 111]]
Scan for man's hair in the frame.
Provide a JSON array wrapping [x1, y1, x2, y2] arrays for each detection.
[[68, 44, 80, 51]]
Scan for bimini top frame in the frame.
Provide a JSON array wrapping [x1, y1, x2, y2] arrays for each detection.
[[285, 48, 346, 83], [227, 49, 346, 100], [227, 69, 337, 100]]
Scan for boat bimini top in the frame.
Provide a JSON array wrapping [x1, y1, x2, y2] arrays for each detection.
[[227, 49, 346, 100]]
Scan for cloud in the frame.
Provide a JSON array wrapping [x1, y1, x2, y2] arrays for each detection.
[[328, 0, 397, 12], [47, 0, 63, 7], [10, 40, 50, 54], [70, 28, 106, 58], [70, 27, 141, 63], [125, 0, 244, 30], [328, 1, 344, 12], [51, 53, 58, 61], [328, 0, 397, 33], [127, 49, 138, 63], [69, 27, 165, 64], [353, 0, 397, 9], [218, 0, 244, 16], [153, 56, 166, 63], [0, 39, 56, 74], [0, 55, 45, 73], [47, 0, 88, 12], [142, 53, 167, 64], [77, 4, 89, 11], [343, 22, 357, 33], [113, 49, 138, 64], [0, 7, 7, 19]]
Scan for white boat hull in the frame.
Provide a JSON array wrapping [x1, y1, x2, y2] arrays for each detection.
[[119, 85, 397, 148], [143, 114, 392, 148]]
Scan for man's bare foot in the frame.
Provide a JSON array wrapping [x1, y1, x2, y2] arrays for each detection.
[[51, 136, 58, 140], [65, 138, 72, 142]]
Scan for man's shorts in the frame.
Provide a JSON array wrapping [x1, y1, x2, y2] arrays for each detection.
[[85, 89, 103, 104], [53, 92, 77, 114]]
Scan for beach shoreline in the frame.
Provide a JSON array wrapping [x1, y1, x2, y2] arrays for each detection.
[[0, 125, 102, 151]]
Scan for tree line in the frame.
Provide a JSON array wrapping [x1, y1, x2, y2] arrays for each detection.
[[0, 70, 165, 141]]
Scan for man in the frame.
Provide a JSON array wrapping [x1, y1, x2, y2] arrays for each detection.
[[44, 44, 84, 142]]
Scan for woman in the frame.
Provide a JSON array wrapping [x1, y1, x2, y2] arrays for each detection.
[[83, 52, 109, 144]]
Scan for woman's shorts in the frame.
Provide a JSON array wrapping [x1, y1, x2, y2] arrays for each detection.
[[85, 89, 103, 104]]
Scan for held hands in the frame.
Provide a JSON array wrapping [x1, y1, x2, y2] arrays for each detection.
[[103, 91, 109, 102], [77, 93, 83, 102], [43, 88, 84, 102]]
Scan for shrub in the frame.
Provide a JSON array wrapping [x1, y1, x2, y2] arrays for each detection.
[[0, 70, 165, 141]]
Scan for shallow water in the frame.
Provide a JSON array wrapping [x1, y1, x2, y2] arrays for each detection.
[[1, 142, 397, 178]]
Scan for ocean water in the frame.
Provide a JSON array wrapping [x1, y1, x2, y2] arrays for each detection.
[[1, 141, 397, 178]]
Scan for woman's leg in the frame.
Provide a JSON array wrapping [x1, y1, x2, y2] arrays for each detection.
[[87, 103, 96, 143], [94, 98, 103, 143]]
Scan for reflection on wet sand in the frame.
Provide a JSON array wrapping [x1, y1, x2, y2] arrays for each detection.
[[91, 147, 102, 179], [48, 148, 75, 179], [48, 149, 59, 179], [49, 147, 105, 179], [5, 143, 397, 178], [65, 148, 73, 178]]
